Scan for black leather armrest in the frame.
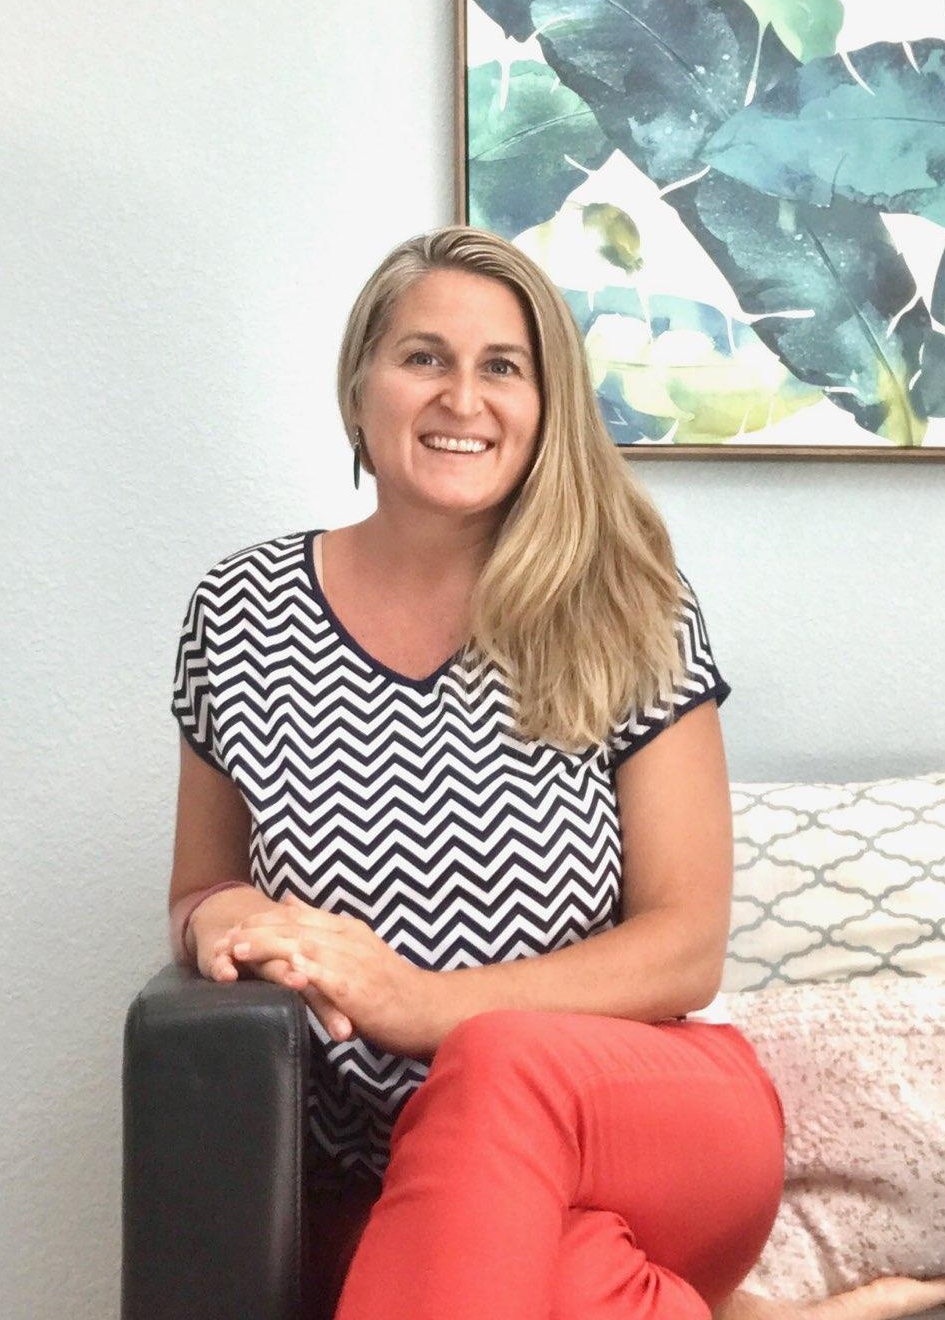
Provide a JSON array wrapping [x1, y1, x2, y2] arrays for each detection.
[[121, 963, 310, 1320]]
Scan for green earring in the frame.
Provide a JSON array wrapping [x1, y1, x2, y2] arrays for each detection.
[[353, 428, 363, 490]]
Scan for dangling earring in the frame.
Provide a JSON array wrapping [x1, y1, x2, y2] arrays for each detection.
[[352, 427, 364, 490]]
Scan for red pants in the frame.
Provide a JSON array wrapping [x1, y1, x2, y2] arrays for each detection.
[[319, 1011, 783, 1320]]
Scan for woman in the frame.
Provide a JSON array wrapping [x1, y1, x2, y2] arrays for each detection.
[[168, 225, 784, 1319]]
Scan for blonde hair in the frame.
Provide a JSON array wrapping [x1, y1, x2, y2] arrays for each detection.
[[336, 226, 683, 749]]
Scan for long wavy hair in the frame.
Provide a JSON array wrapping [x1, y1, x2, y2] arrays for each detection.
[[336, 226, 683, 749]]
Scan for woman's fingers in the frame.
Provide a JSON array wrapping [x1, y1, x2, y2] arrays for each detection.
[[210, 953, 239, 981], [230, 933, 300, 965], [268, 959, 309, 991], [200, 930, 355, 1041], [201, 942, 239, 981], [226, 901, 355, 938], [291, 952, 347, 998], [228, 928, 348, 968], [245, 954, 355, 1043], [301, 983, 354, 1042]]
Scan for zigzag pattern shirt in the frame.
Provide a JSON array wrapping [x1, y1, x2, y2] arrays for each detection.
[[172, 530, 730, 1178]]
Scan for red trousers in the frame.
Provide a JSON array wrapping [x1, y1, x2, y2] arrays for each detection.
[[315, 1010, 784, 1320]]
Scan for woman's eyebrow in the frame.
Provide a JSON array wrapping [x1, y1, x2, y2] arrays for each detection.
[[486, 342, 533, 359], [392, 331, 533, 359], [391, 332, 448, 350]]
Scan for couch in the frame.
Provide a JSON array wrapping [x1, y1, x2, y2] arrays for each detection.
[[722, 771, 945, 1308], [121, 771, 945, 1320]]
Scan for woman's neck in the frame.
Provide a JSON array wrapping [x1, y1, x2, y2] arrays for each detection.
[[347, 507, 501, 592]]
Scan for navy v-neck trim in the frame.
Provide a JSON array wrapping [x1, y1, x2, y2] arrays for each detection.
[[301, 530, 461, 692]]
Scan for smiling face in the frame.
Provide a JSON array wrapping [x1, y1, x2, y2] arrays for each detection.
[[354, 269, 543, 522]]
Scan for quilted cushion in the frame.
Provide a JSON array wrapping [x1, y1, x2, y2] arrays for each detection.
[[723, 772, 945, 992]]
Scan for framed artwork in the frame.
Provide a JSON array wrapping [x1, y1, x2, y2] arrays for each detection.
[[457, 0, 945, 458]]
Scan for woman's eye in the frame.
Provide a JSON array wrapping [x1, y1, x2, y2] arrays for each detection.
[[406, 351, 438, 367], [487, 358, 518, 376]]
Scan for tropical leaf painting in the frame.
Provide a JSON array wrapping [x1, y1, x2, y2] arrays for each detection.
[[702, 40, 945, 222], [463, 0, 945, 452], [467, 61, 611, 235]]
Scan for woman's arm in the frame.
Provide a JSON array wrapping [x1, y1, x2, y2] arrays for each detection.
[[168, 736, 353, 1038], [221, 699, 733, 1058], [426, 696, 733, 1033], [169, 735, 275, 969]]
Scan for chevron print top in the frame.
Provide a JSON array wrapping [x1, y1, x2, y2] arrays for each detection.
[[172, 530, 730, 1179]]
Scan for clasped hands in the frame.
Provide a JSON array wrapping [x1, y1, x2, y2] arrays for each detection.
[[205, 895, 438, 1058]]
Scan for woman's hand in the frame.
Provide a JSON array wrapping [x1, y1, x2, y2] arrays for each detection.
[[192, 896, 354, 1043], [220, 896, 438, 1058]]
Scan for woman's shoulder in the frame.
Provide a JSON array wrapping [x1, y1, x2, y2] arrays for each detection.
[[671, 569, 722, 669], [188, 529, 320, 590], [209, 528, 319, 572], [178, 531, 323, 636]]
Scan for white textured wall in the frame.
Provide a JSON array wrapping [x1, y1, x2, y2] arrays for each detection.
[[1, 4, 451, 1317], [642, 458, 945, 782], [0, 4, 942, 1317]]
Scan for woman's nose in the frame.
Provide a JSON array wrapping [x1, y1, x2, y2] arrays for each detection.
[[439, 367, 483, 417]]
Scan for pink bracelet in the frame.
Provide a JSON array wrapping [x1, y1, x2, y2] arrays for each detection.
[[170, 880, 254, 965]]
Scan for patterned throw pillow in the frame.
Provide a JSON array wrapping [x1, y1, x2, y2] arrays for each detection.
[[730, 977, 945, 1300], [722, 772, 945, 993]]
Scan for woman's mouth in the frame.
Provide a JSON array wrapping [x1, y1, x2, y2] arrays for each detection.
[[419, 434, 494, 454]]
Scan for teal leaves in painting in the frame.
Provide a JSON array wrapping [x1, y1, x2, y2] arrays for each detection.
[[702, 40, 945, 224], [475, 0, 535, 43], [681, 178, 930, 444], [561, 286, 645, 337], [467, 61, 611, 237], [524, 0, 933, 444], [468, 1, 942, 444], [919, 335, 945, 414], [532, 0, 798, 189], [933, 250, 945, 324], [741, 0, 843, 63]]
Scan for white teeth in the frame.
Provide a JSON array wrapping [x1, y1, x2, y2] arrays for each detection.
[[421, 435, 490, 454]]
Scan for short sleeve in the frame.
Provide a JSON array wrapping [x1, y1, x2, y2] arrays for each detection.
[[171, 578, 226, 772], [607, 576, 731, 769]]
